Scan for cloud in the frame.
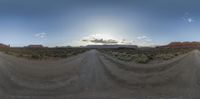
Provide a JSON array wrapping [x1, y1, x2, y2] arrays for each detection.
[[137, 35, 148, 40], [182, 12, 195, 23], [89, 38, 118, 44], [82, 38, 119, 44], [80, 34, 154, 46], [81, 34, 129, 45], [35, 32, 47, 39], [135, 35, 154, 46], [137, 35, 152, 42], [120, 39, 134, 45], [183, 17, 195, 23], [81, 34, 138, 45]]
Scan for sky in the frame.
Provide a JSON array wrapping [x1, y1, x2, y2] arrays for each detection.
[[0, 0, 200, 47]]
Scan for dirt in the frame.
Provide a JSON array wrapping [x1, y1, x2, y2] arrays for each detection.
[[0, 49, 200, 99]]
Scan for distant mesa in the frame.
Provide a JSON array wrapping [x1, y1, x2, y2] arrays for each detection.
[[0, 43, 10, 48], [160, 42, 200, 48], [84, 45, 138, 49], [1, 42, 200, 49], [25, 45, 44, 48]]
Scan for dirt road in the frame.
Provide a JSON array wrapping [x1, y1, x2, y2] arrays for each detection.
[[0, 50, 200, 99]]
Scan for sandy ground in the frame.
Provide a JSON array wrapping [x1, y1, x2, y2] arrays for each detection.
[[0, 49, 200, 99]]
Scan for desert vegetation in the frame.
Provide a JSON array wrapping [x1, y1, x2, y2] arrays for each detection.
[[0, 47, 88, 59], [100, 48, 193, 63]]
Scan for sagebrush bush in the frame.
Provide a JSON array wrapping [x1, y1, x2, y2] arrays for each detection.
[[1, 48, 88, 59], [133, 54, 149, 63], [100, 48, 192, 64], [31, 54, 40, 59], [156, 53, 175, 60], [117, 54, 132, 61]]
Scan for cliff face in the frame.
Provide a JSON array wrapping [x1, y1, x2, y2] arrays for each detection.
[[26, 45, 44, 48], [166, 42, 200, 48], [0, 43, 9, 48]]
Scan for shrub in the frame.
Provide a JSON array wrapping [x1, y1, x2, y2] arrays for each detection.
[[60, 54, 68, 58], [133, 54, 149, 63], [19, 54, 23, 57], [117, 55, 133, 61], [156, 54, 175, 60], [31, 54, 40, 59], [0, 48, 88, 60]]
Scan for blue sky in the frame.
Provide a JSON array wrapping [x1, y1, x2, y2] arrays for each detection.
[[0, 0, 200, 47]]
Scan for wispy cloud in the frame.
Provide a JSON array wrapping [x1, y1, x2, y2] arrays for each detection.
[[80, 34, 154, 46], [81, 34, 119, 44], [137, 35, 152, 42], [182, 12, 195, 23], [137, 35, 148, 40], [35, 32, 47, 39], [120, 39, 135, 45], [135, 35, 154, 46], [83, 38, 118, 44]]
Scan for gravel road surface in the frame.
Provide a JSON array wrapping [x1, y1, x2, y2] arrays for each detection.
[[0, 50, 200, 99]]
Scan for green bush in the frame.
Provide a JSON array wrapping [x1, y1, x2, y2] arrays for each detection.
[[100, 48, 192, 63], [31, 54, 41, 59], [156, 54, 175, 60], [1, 48, 88, 60], [117, 55, 133, 61], [133, 54, 149, 63], [60, 54, 68, 58]]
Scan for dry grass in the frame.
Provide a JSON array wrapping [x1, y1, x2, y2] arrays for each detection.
[[100, 48, 192, 63], [0, 47, 88, 59]]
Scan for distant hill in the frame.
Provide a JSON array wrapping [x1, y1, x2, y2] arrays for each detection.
[[25, 45, 44, 48], [84, 45, 138, 49], [0, 43, 10, 48], [160, 42, 200, 48]]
